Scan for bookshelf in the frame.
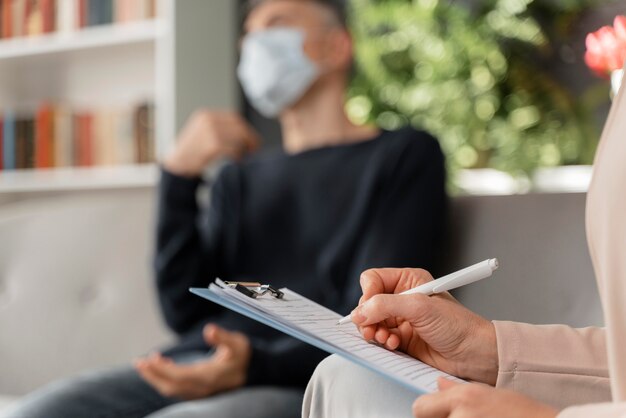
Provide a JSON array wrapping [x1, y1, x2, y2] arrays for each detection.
[[0, 0, 239, 195], [0, 164, 157, 193], [0, 19, 160, 61]]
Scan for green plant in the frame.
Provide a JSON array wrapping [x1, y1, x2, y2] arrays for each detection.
[[346, 0, 606, 179]]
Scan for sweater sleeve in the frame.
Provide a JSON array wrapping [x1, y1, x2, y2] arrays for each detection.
[[493, 321, 611, 409], [559, 403, 626, 417], [155, 168, 227, 335]]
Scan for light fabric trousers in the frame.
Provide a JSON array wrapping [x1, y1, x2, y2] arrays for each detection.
[[1, 353, 303, 418], [302, 355, 418, 418]]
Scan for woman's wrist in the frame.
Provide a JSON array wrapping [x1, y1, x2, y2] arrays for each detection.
[[459, 319, 499, 385]]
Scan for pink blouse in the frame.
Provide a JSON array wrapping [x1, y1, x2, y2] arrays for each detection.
[[493, 74, 626, 416]]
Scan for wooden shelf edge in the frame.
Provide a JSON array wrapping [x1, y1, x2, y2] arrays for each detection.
[[0, 164, 159, 193]]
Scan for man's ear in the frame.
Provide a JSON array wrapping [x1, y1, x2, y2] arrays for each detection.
[[319, 28, 353, 72]]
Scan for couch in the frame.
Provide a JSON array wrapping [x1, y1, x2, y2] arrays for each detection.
[[0, 188, 603, 410]]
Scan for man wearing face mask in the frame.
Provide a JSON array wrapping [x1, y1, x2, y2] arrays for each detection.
[[1, 1, 446, 418]]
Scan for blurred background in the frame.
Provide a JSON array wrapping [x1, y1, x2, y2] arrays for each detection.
[[0, 0, 622, 405], [248, 0, 623, 193], [0, 0, 622, 201]]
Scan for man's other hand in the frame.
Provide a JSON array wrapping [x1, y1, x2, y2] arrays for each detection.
[[134, 324, 251, 400]]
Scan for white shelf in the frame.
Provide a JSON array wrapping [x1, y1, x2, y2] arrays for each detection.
[[0, 20, 161, 62], [455, 166, 592, 196], [0, 165, 159, 193], [531, 166, 592, 193]]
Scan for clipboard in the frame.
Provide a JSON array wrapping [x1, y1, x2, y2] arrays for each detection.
[[190, 280, 464, 394]]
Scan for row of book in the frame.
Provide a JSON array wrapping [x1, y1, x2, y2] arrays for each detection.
[[0, 102, 155, 170], [0, 0, 157, 39]]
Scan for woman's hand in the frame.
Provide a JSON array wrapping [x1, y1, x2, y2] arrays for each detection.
[[134, 324, 251, 400], [413, 378, 558, 418], [352, 268, 498, 385]]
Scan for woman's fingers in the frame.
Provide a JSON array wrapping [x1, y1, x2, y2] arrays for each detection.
[[360, 268, 435, 303], [353, 293, 432, 327]]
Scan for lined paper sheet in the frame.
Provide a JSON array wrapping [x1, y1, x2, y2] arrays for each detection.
[[190, 284, 464, 394]]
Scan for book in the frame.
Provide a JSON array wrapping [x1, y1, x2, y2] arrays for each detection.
[[25, 0, 43, 36], [113, 0, 128, 23], [1, 103, 154, 170], [11, 0, 26, 37], [15, 117, 34, 169], [77, 0, 86, 28], [114, 107, 135, 164], [133, 102, 154, 163], [53, 105, 73, 167], [0, 0, 156, 39], [40, 0, 54, 33], [191, 281, 465, 395], [56, 0, 77, 33], [1, 0, 10, 38], [2, 111, 15, 170], [87, 0, 112, 26], [74, 112, 92, 166], [0, 116, 3, 170], [35, 104, 53, 168]]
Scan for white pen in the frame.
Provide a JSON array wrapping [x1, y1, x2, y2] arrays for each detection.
[[336, 258, 499, 325]]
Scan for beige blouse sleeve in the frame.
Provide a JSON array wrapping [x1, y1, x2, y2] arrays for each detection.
[[559, 402, 626, 417], [493, 320, 611, 409]]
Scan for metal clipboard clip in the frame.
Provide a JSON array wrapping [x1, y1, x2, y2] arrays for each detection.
[[222, 281, 284, 300]]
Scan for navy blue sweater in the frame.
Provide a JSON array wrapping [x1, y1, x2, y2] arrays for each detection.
[[155, 127, 447, 388]]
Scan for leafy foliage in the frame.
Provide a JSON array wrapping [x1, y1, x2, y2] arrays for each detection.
[[346, 0, 606, 177]]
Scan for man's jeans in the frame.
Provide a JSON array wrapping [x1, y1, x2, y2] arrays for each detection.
[[1, 353, 303, 418]]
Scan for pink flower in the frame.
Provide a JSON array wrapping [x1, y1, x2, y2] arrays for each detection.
[[614, 16, 626, 42], [584, 16, 626, 78]]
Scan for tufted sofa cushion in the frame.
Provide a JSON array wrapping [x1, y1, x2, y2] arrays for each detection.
[[0, 188, 603, 402], [0, 188, 173, 397], [446, 192, 603, 328]]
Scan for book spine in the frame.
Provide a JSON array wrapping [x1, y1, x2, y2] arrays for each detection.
[[2, 111, 15, 169], [35, 104, 53, 168], [24, 118, 35, 168], [26, 0, 43, 36], [147, 0, 155, 18], [0, 116, 3, 170], [76, 113, 92, 166], [12, 0, 26, 38], [113, 0, 123, 22], [135, 0, 145, 20], [40, 0, 54, 33], [53, 106, 73, 167], [2, 0, 13, 38], [145, 102, 154, 162], [87, 0, 98, 26], [103, 110, 116, 165], [133, 103, 147, 163], [115, 108, 134, 164], [15, 118, 26, 169], [77, 0, 85, 28], [56, 0, 72, 32], [100, 0, 111, 24]]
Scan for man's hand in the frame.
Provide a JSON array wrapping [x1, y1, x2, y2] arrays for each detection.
[[352, 268, 498, 385], [163, 111, 260, 177], [412, 378, 558, 418], [134, 324, 251, 400]]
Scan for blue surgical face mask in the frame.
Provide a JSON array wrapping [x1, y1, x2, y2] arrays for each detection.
[[237, 28, 320, 118]]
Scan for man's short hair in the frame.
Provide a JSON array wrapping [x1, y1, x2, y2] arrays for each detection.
[[242, 0, 347, 28]]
